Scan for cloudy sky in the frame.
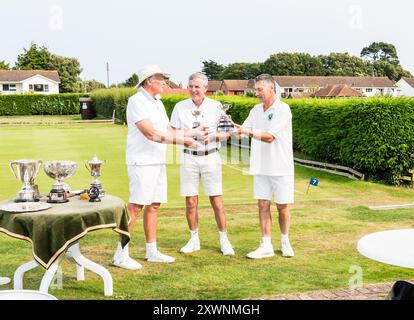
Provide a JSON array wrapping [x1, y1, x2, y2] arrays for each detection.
[[1, 0, 413, 86]]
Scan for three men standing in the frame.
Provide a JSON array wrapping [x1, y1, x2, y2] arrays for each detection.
[[113, 67, 294, 269], [171, 73, 235, 256]]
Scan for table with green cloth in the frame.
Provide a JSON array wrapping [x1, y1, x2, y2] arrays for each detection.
[[0, 195, 130, 296]]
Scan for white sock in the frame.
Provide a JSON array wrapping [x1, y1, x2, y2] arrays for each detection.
[[190, 229, 199, 240], [116, 242, 128, 256], [262, 236, 272, 247], [219, 230, 228, 242], [281, 234, 289, 243], [146, 242, 157, 255]]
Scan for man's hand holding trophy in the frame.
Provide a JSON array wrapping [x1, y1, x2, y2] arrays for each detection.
[[203, 103, 237, 145]]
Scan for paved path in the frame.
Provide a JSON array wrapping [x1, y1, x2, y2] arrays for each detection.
[[260, 281, 403, 300]]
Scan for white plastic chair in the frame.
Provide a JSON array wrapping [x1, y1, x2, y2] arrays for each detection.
[[0, 290, 58, 300]]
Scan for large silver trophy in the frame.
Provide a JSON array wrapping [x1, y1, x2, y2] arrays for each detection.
[[217, 103, 235, 133], [9, 160, 42, 202], [43, 161, 77, 203], [85, 155, 105, 199]]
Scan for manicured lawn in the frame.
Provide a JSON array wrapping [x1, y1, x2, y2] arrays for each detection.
[[0, 115, 82, 123], [1, 123, 414, 300]]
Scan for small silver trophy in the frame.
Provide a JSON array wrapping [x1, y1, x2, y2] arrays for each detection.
[[43, 161, 78, 203], [9, 160, 42, 202], [217, 103, 235, 133], [85, 155, 105, 198], [191, 109, 203, 141], [191, 110, 202, 129]]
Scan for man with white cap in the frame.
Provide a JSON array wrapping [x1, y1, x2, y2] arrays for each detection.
[[170, 72, 235, 256], [0, 276, 10, 286], [112, 64, 203, 269]]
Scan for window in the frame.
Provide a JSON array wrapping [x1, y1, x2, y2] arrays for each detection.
[[44, 84, 49, 92], [365, 88, 373, 93], [2, 84, 16, 91], [33, 84, 47, 92]]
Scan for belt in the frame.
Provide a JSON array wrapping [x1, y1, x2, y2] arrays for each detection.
[[183, 148, 219, 156]]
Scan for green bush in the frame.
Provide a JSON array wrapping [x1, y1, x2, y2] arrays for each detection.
[[0, 93, 87, 116], [289, 97, 414, 184], [90, 88, 136, 123]]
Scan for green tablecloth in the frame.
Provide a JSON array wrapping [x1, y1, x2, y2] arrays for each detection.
[[0, 195, 130, 269]]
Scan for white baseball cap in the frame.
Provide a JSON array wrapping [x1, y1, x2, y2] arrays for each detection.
[[135, 64, 170, 88]]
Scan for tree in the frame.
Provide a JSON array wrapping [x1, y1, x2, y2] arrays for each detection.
[[121, 73, 139, 87], [0, 60, 10, 70], [372, 60, 412, 81], [262, 53, 302, 76], [361, 42, 399, 65], [48, 54, 82, 93], [319, 53, 372, 76], [14, 43, 83, 93], [75, 79, 106, 93], [15, 43, 51, 70], [201, 60, 225, 80], [219, 62, 262, 80]]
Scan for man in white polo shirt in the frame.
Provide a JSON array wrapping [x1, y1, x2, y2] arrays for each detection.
[[235, 73, 295, 259], [112, 65, 201, 269], [170, 72, 235, 256]]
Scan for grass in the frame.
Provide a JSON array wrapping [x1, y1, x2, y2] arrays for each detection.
[[0, 115, 82, 123], [1, 123, 414, 300]]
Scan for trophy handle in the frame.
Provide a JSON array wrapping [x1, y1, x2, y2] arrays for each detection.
[[9, 161, 18, 179], [34, 160, 43, 181], [85, 161, 91, 172]]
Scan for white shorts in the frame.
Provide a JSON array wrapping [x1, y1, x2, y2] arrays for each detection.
[[253, 175, 294, 204], [127, 165, 167, 205], [180, 152, 222, 197]]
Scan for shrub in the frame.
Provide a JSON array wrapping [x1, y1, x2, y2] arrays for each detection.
[[0, 93, 86, 116], [289, 97, 414, 184], [90, 88, 136, 123]]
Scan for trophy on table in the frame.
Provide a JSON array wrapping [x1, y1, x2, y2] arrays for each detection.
[[217, 103, 235, 133], [9, 160, 42, 202], [85, 155, 105, 199], [43, 161, 78, 203]]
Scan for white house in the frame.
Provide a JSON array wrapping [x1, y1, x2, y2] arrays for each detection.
[[0, 70, 60, 95], [396, 78, 414, 97], [248, 76, 398, 98]]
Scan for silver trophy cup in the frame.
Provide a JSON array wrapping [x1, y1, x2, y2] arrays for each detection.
[[43, 161, 78, 203], [85, 155, 105, 198], [217, 103, 235, 133], [9, 160, 42, 202]]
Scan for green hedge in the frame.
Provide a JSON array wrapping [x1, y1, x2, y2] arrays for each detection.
[[0, 93, 87, 116], [288, 97, 414, 184], [89, 88, 414, 183], [90, 88, 136, 123]]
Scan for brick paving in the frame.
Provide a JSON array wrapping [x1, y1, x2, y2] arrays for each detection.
[[260, 281, 403, 300]]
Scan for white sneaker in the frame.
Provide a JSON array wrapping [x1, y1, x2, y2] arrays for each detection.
[[180, 238, 200, 254], [0, 277, 10, 285], [246, 244, 275, 259], [281, 239, 294, 257], [220, 239, 235, 256], [145, 251, 175, 263], [112, 255, 143, 270]]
